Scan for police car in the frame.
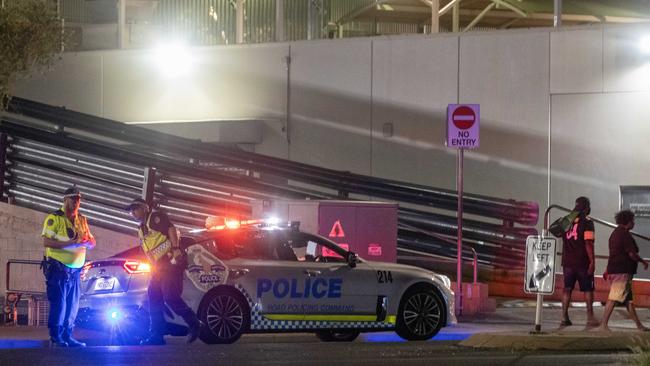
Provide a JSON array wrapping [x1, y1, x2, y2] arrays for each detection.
[[77, 219, 455, 344]]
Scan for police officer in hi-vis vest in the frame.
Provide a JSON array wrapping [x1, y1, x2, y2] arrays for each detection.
[[126, 198, 203, 345], [42, 187, 96, 347]]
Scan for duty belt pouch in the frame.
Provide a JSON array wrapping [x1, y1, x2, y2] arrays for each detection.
[[43, 258, 70, 282]]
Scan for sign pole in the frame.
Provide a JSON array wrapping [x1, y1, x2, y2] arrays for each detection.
[[534, 230, 548, 333], [446, 103, 479, 318], [456, 148, 464, 316], [534, 292, 543, 332]]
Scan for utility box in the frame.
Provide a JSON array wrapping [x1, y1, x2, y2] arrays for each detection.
[[252, 200, 398, 263]]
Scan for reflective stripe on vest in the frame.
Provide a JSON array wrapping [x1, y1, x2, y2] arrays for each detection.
[[42, 209, 88, 268], [138, 211, 171, 262]]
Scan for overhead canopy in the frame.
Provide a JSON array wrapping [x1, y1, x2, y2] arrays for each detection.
[[335, 0, 650, 32]]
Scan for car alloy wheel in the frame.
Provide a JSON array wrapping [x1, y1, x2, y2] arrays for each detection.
[[206, 295, 244, 340], [396, 286, 444, 341]]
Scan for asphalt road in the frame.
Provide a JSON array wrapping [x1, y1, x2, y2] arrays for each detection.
[[0, 336, 640, 366]]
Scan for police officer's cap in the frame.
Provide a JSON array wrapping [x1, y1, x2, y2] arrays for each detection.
[[63, 187, 81, 199], [126, 198, 148, 212]]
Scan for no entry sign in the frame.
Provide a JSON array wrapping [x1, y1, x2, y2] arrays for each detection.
[[447, 104, 480, 149]]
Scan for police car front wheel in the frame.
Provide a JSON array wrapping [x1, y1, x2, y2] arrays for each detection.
[[315, 330, 360, 342], [198, 288, 250, 344], [395, 285, 444, 341]]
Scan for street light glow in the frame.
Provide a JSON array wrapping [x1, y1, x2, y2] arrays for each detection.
[[640, 35, 650, 55], [153, 41, 194, 77]]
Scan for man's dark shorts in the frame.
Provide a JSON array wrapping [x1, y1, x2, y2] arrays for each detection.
[[563, 267, 595, 292]]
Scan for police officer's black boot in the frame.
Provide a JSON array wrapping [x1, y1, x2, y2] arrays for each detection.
[[63, 327, 86, 347], [49, 326, 68, 347], [186, 319, 205, 344]]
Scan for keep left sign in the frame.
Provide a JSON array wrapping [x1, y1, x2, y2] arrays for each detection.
[[446, 104, 480, 149]]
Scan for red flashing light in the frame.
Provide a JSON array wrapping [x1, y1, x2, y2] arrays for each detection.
[[224, 219, 241, 229], [123, 261, 151, 274], [205, 216, 267, 231]]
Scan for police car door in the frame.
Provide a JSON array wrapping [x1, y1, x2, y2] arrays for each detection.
[[293, 233, 379, 322], [233, 230, 307, 322]]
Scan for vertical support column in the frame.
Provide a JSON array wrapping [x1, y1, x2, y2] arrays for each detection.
[[0, 133, 9, 203], [275, 0, 285, 42], [236, 0, 245, 44], [142, 167, 156, 209], [456, 148, 464, 316], [430, 0, 440, 34], [307, 0, 314, 40], [118, 0, 126, 49], [452, 0, 460, 32], [553, 0, 562, 27]]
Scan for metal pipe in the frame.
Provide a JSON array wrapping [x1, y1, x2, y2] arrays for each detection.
[[10, 173, 134, 208], [12, 138, 145, 175], [9, 161, 142, 198], [9, 149, 143, 187], [275, 0, 285, 42], [544, 204, 650, 242], [0, 133, 8, 202], [236, 0, 244, 43], [554, 0, 562, 27], [456, 149, 464, 316]]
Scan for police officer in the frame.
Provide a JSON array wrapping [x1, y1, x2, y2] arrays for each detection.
[[126, 198, 202, 345], [42, 187, 96, 347]]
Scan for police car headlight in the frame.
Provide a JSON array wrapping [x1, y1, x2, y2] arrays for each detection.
[[436, 275, 452, 290]]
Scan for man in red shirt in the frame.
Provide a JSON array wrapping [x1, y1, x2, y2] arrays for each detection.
[[600, 210, 648, 331]]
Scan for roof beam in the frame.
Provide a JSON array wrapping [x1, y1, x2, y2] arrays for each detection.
[[491, 0, 527, 18], [463, 2, 495, 32], [336, 0, 393, 25], [458, 9, 649, 23]]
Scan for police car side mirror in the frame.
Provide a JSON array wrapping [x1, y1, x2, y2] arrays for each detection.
[[347, 252, 358, 268]]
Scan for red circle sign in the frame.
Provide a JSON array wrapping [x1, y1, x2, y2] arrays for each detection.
[[452, 106, 476, 130]]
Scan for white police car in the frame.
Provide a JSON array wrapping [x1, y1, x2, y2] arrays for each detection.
[[78, 219, 455, 344]]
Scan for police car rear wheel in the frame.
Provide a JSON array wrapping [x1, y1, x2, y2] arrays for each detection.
[[199, 289, 250, 344], [315, 330, 360, 342], [396, 286, 444, 341]]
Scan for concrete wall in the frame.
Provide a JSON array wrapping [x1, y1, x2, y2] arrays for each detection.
[[0, 203, 137, 296], [14, 23, 650, 275]]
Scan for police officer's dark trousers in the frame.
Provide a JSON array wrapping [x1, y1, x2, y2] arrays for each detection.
[[148, 258, 199, 336], [44, 258, 81, 341]]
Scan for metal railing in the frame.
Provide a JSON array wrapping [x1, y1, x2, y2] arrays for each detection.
[[5, 259, 45, 295], [399, 222, 480, 285]]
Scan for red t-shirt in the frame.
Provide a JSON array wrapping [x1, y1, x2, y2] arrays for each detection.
[[606, 226, 639, 275]]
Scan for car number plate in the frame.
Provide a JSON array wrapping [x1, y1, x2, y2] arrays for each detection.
[[94, 278, 115, 291]]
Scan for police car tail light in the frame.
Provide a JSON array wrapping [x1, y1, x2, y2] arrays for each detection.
[[123, 261, 151, 274], [224, 219, 241, 229]]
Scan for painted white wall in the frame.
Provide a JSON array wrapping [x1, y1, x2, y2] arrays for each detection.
[[288, 39, 373, 174], [371, 35, 458, 189]]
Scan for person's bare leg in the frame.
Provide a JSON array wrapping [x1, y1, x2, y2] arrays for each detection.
[[561, 288, 572, 325], [585, 291, 599, 326], [627, 302, 648, 330], [599, 300, 616, 331]]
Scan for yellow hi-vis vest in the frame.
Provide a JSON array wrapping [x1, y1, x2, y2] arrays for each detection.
[[42, 208, 94, 268], [138, 211, 172, 262]]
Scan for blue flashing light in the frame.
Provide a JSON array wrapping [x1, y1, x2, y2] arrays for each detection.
[[107, 308, 122, 323]]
